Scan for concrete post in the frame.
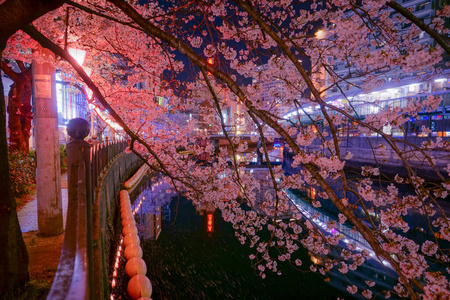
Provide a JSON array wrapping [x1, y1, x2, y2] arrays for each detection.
[[32, 47, 63, 236], [66, 118, 94, 299]]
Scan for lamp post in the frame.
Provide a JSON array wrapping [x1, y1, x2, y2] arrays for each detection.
[[33, 46, 63, 236], [88, 103, 97, 141], [68, 48, 97, 141]]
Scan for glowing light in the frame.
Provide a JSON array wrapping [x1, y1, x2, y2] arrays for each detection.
[[310, 255, 321, 264], [111, 278, 116, 288], [207, 213, 214, 233], [68, 48, 86, 66], [86, 87, 93, 99], [83, 66, 93, 77], [315, 29, 327, 40], [408, 83, 419, 92], [207, 58, 214, 75]]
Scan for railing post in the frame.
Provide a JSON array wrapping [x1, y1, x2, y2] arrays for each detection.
[[49, 120, 135, 299], [47, 118, 93, 300], [67, 118, 94, 300]]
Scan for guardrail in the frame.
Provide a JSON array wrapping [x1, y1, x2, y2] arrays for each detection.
[[47, 119, 142, 300], [283, 136, 450, 180]]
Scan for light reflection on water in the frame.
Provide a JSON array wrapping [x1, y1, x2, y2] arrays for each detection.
[[286, 190, 399, 298], [133, 175, 352, 300]]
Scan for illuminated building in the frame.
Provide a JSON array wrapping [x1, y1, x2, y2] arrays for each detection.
[[55, 75, 91, 142], [252, 62, 294, 117], [284, 1, 450, 137]]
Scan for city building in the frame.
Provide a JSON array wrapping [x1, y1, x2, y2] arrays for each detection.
[[283, 0, 450, 137], [325, 0, 446, 98], [188, 79, 238, 134], [252, 62, 299, 118], [55, 73, 91, 143]]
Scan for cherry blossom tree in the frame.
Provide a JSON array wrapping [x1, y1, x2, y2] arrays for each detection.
[[2, 0, 450, 298], [1, 60, 33, 153]]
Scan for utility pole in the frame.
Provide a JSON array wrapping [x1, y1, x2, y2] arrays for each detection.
[[33, 47, 63, 236]]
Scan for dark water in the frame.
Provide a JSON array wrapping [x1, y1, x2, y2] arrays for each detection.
[[141, 196, 352, 300]]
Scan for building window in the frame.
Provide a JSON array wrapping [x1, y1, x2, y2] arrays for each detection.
[[416, 2, 430, 11]]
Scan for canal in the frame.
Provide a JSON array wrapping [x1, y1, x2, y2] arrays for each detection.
[[136, 177, 353, 300]]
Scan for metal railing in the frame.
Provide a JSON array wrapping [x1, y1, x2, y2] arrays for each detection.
[[47, 138, 132, 300]]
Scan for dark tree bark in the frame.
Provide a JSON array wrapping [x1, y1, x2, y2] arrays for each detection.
[[0, 0, 66, 46], [1, 61, 33, 153], [0, 47, 29, 295], [0, 0, 65, 294]]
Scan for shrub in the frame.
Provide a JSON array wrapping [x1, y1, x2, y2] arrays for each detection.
[[9, 150, 36, 196], [4, 279, 51, 300], [60, 144, 67, 171]]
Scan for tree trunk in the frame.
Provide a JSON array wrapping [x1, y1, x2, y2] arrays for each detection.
[[7, 67, 32, 153], [0, 0, 65, 294], [0, 48, 29, 295]]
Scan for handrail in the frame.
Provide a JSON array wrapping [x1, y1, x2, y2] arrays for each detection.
[[47, 139, 128, 300]]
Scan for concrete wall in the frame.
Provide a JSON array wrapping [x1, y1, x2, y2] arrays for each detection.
[[92, 152, 143, 299]]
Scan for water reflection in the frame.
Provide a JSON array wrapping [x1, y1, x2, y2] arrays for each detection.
[[135, 176, 350, 300], [286, 190, 399, 298], [132, 176, 175, 240], [249, 166, 406, 298]]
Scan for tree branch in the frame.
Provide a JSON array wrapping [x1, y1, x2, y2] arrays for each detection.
[[0, 0, 65, 46], [0, 61, 19, 82], [386, 0, 450, 55], [21, 23, 193, 190]]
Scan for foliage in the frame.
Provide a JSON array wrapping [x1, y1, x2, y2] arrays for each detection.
[[2, 0, 450, 299], [8, 150, 36, 196], [60, 144, 67, 172], [2, 279, 51, 300]]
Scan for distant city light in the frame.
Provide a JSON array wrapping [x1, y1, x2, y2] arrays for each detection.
[[315, 29, 327, 40]]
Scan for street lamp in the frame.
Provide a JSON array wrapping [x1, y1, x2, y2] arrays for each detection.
[[68, 48, 86, 66], [68, 48, 96, 139]]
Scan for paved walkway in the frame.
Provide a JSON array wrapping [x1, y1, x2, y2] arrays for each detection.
[[18, 172, 69, 232]]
